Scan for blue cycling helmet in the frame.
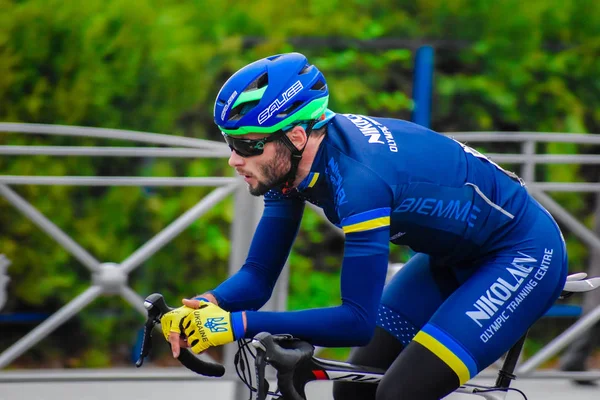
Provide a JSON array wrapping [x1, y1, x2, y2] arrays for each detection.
[[214, 53, 329, 135]]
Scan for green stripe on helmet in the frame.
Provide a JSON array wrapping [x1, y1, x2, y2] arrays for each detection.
[[221, 96, 329, 135], [232, 86, 268, 109]]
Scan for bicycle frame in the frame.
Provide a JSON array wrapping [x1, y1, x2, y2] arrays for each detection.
[[249, 331, 527, 400], [311, 334, 526, 400], [307, 358, 512, 400]]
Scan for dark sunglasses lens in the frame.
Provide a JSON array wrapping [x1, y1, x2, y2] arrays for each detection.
[[223, 135, 265, 157]]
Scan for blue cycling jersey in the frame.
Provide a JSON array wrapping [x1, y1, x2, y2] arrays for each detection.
[[211, 114, 566, 360], [287, 113, 531, 262]]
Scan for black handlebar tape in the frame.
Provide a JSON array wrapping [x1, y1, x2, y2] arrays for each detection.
[[278, 369, 307, 400], [253, 333, 314, 400], [178, 349, 226, 377]]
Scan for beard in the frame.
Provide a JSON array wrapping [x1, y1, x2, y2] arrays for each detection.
[[249, 143, 291, 196]]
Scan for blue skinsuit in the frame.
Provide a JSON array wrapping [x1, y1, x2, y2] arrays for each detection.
[[211, 114, 567, 383]]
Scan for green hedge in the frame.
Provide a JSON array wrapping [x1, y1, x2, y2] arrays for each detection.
[[1, 0, 599, 367]]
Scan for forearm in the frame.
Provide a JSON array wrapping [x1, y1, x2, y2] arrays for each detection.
[[245, 305, 375, 347], [211, 198, 304, 311]]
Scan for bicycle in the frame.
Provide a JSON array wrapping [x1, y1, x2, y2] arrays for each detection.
[[136, 272, 600, 400]]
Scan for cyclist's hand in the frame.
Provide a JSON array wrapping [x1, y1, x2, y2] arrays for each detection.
[[161, 305, 196, 355], [181, 301, 244, 354], [181, 293, 218, 309], [162, 295, 219, 357]]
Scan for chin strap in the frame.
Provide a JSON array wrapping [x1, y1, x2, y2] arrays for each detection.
[[278, 120, 317, 194]]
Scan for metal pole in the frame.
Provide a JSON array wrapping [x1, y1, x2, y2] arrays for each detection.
[[558, 192, 600, 373], [0, 146, 230, 158], [121, 183, 239, 274], [516, 303, 600, 375], [531, 189, 600, 251], [223, 184, 263, 400], [0, 184, 101, 272], [448, 132, 599, 143], [528, 182, 600, 192], [119, 286, 148, 316], [485, 154, 600, 164], [0, 286, 103, 368], [227, 185, 263, 270], [0, 176, 237, 187], [521, 140, 536, 183], [412, 45, 435, 128], [0, 123, 228, 151]]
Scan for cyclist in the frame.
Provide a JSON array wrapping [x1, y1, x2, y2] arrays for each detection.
[[161, 52, 568, 400]]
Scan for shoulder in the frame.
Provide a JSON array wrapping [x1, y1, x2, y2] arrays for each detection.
[[322, 148, 393, 219]]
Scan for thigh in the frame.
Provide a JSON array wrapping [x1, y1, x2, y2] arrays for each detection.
[[376, 208, 568, 399], [412, 209, 568, 386], [378, 252, 461, 346]]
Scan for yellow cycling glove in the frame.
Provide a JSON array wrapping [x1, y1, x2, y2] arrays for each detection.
[[160, 305, 195, 341], [181, 300, 245, 354]]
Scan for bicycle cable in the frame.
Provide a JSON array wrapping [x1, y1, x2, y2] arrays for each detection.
[[235, 340, 529, 400], [462, 383, 528, 400], [235, 339, 283, 399]]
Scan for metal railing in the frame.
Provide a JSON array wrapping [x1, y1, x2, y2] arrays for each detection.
[[0, 123, 265, 388], [0, 255, 10, 311], [1, 124, 600, 385]]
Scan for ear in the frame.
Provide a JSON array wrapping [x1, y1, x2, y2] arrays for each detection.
[[286, 126, 308, 149]]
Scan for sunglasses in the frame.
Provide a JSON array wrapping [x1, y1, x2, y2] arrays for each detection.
[[222, 131, 284, 158]]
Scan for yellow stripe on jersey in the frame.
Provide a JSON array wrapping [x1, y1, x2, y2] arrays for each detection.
[[308, 173, 320, 188], [342, 216, 390, 234]]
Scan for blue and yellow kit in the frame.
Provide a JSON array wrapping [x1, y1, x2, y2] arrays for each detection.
[[212, 114, 567, 382]]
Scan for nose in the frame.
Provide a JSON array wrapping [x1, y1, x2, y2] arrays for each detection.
[[228, 149, 245, 168]]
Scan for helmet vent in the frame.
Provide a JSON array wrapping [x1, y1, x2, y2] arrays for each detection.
[[228, 100, 260, 121], [299, 65, 313, 75], [278, 101, 304, 118], [311, 80, 326, 91], [245, 73, 269, 91]]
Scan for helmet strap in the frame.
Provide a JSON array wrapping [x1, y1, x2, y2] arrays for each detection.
[[278, 121, 316, 194]]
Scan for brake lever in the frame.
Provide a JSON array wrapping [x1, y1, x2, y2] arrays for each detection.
[[135, 294, 165, 367], [255, 347, 270, 400], [135, 318, 156, 367]]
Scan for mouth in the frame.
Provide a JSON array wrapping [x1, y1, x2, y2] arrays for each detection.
[[237, 170, 254, 183]]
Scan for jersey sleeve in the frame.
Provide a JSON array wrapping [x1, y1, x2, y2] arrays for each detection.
[[210, 192, 305, 311], [332, 153, 393, 258], [245, 159, 394, 346]]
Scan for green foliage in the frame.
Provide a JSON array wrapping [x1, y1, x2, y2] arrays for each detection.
[[1, 0, 599, 367]]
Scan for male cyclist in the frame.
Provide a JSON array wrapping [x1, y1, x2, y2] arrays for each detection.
[[161, 52, 568, 400]]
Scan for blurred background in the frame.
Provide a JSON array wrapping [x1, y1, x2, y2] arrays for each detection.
[[1, 0, 600, 383]]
